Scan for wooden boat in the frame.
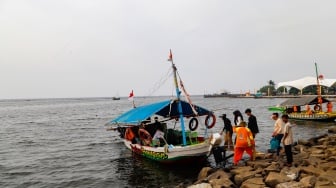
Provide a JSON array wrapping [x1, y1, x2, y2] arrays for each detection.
[[274, 96, 336, 122], [268, 63, 336, 122], [106, 50, 220, 164]]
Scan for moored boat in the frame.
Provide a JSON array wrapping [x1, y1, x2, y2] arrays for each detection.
[[268, 63, 336, 122], [276, 96, 336, 122], [106, 50, 221, 164]]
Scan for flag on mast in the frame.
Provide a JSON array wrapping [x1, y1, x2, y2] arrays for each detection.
[[128, 90, 136, 108], [128, 90, 134, 100], [168, 49, 173, 61]]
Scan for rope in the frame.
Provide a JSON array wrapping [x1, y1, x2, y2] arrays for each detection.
[[176, 70, 198, 115], [134, 67, 173, 107], [146, 67, 173, 96]]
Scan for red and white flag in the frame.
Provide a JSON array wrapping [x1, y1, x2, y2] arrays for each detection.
[[168, 49, 173, 62], [128, 90, 134, 100], [128, 90, 136, 108]]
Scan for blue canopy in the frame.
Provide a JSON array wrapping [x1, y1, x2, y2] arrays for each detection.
[[110, 99, 212, 125]]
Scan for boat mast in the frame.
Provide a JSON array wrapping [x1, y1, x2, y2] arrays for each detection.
[[315, 63, 323, 108], [169, 49, 187, 146]]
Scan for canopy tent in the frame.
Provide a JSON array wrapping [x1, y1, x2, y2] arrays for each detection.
[[109, 99, 212, 125], [276, 76, 336, 91], [280, 96, 330, 107]]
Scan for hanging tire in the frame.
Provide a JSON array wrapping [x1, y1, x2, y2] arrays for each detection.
[[314, 104, 321, 111], [189, 117, 198, 131], [205, 114, 216, 129]]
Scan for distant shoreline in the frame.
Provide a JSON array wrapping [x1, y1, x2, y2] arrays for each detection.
[[203, 94, 336, 100]]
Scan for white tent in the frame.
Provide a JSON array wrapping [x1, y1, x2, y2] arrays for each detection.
[[276, 76, 336, 93]]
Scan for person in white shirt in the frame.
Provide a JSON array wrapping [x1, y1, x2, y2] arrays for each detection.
[[281, 114, 295, 167], [271, 113, 285, 157]]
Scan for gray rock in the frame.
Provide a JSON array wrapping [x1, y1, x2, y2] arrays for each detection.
[[327, 126, 336, 134], [275, 182, 304, 188], [265, 172, 291, 187], [241, 177, 265, 188], [234, 171, 256, 186], [230, 166, 253, 175], [209, 178, 236, 188], [187, 183, 212, 188], [300, 165, 325, 176], [197, 167, 213, 180], [300, 175, 317, 188]]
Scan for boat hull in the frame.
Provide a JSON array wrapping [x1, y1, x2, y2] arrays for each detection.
[[123, 139, 211, 164], [288, 112, 336, 122]]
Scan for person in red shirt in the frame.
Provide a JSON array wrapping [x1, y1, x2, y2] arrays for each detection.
[[327, 102, 333, 113], [233, 121, 255, 165]]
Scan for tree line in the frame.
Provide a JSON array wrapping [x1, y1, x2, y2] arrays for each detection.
[[258, 80, 336, 96]]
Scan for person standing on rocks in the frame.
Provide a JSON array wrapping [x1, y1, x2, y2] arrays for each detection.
[[281, 114, 294, 167], [245, 108, 259, 138], [219, 114, 233, 150], [271, 112, 285, 158], [233, 121, 254, 165]]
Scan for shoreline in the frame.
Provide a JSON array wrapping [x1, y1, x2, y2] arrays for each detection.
[[177, 126, 336, 188]]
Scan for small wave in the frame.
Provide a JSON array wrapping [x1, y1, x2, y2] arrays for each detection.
[[88, 142, 110, 146], [4, 171, 33, 176]]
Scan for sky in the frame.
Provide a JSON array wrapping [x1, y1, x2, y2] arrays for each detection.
[[1, 0, 336, 99]]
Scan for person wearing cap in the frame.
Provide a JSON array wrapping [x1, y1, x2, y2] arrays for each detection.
[[233, 121, 255, 165], [245, 108, 259, 138], [219, 114, 233, 150]]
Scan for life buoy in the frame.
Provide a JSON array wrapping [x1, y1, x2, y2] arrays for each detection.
[[205, 114, 216, 129], [189, 117, 198, 131], [314, 104, 321, 112], [125, 128, 135, 141], [138, 128, 152, 146]]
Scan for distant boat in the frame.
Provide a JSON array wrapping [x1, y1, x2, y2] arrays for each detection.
[[112, 96, 120, 100]]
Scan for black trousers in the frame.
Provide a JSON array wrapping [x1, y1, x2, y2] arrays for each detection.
[[284, 144, 293, 164]]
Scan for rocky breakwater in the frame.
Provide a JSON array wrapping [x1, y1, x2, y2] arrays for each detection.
[[179, 127, 336, 188]]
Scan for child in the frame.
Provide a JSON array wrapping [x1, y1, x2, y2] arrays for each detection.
[[281, 114, 294, 167]]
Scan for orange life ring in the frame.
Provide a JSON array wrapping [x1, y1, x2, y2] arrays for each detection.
[[125, 128, 135, 141], [189, 117, 198, 131], [314, 104, 321, 112], [205, 113, 216, 129], [138, 128, 152, 146]]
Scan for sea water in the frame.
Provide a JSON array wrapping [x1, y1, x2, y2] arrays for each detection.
[[0, 96, 333, 187]]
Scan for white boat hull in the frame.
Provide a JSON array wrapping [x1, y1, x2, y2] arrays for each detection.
[[123, 139, 211, 164]]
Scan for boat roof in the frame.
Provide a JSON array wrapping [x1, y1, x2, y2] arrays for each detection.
[[280, 96, 330, 107], [109, 99, 212, 125]]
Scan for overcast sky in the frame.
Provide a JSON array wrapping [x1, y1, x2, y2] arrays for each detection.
[[1, 0, 336, 99]]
